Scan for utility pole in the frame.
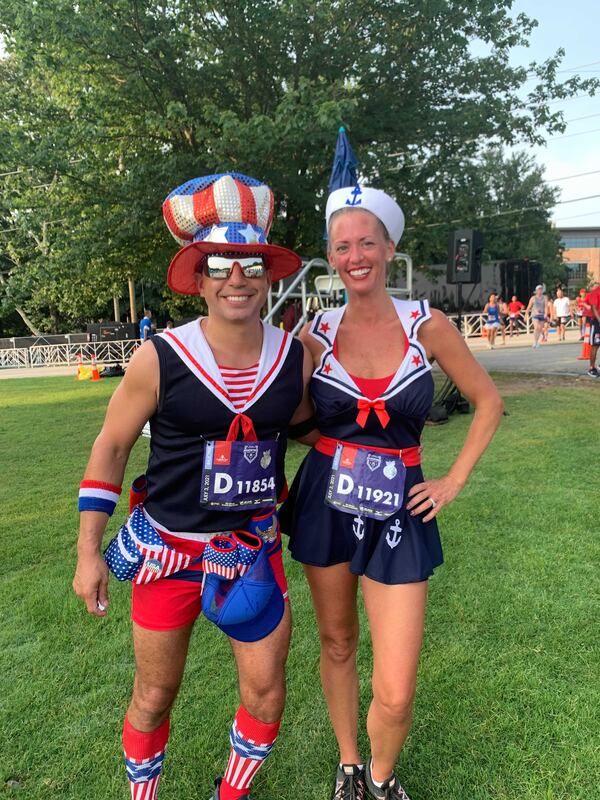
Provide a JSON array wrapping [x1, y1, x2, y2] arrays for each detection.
[[128, 278, 137, 323]]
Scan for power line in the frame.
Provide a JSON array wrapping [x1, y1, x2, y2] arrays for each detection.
[[545, 126, 600, 142], [546, 169, 600, 183], [554, 209, 600, 223], [524, 59, 600, 80], [405, 193, 600, 231]]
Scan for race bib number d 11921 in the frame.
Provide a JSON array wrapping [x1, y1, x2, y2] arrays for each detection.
[[201, 439, 278, 511], [325, 443, 406, 521]]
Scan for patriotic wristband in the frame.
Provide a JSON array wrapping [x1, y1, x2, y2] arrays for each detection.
[[78, 480, 122, 516]]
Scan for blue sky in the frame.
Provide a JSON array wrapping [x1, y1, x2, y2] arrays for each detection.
[[509, 0, 600, 228]]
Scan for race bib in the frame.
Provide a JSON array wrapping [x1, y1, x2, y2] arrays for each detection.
[[325, 443, 406, 521], [201, 439, 278, 511]]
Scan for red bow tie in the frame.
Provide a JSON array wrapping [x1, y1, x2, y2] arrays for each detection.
[[356, 398, 390, 429], [226, 413, 258, 441]]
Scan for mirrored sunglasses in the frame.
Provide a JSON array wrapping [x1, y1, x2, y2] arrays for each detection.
[[204, 255, 266, 279]]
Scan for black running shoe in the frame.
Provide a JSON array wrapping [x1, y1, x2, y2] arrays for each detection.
[[331, 763, 366, 800], [365, 759, 411, 800], [210, 776, 251, 800]]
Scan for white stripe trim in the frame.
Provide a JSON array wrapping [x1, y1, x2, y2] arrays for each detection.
[[79, 487, 120, 502], [157, 319, 292, 413]]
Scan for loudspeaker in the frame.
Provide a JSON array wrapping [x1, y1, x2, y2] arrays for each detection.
[[447, 229, 483, 284]]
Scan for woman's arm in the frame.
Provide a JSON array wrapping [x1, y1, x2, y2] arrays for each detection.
[[411, 309, 504, 521]]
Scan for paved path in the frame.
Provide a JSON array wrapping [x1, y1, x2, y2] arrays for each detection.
[[471, 340, 591, 377]]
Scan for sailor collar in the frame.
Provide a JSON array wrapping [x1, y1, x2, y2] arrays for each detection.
[[159, 318, 293, 414], [309, 298, 432, 402]]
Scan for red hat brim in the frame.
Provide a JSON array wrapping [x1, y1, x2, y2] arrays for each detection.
[[167, 241, 303, 295]]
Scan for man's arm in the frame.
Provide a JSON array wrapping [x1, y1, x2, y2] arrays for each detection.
[[72, 344, 159, 616], [288, 342, 318, 446]]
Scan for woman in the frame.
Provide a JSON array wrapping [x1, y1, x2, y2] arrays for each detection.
[[525, 284, 548, 348], [483, 292, 501, 348], [281, 185, 503, 800]]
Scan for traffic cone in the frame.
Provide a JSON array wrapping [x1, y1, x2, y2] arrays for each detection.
[[577, 322, 591, 360], [91, 355, 101, 381]]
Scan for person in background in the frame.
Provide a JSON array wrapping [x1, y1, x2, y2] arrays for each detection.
[[165, 319, 174, 330], [140, 308, 154, 342], [552, 288, 571, 342], [497, 295, 508, 345], [583, 283, 600, 377], [525, 285, 548, 348], [576, 288, 588, 340], [483, 292, 501, 349], [507, 295, 524, 337]]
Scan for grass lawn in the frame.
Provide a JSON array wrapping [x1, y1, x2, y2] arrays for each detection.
[[0, 374, 598, 799]]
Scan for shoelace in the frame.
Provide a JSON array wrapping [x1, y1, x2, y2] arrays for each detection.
[[382, 777, 410, 800], [334, 771, 365, 800]]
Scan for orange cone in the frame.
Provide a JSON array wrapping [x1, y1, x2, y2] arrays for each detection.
[[91, 355, 101, 381], [577, 322, 591, 360]]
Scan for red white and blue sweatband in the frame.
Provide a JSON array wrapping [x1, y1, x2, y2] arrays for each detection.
[[78, 480, 122, 516]]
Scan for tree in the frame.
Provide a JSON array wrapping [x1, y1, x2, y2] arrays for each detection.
[[0, 0, 596, 332]]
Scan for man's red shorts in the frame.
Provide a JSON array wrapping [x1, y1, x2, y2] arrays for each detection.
[[131, 528, 288, 631]]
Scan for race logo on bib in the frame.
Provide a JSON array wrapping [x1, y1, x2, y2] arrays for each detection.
[[243, 444, 258, 464], [383, 460, 397, 480], [366, 453, 381, 472]]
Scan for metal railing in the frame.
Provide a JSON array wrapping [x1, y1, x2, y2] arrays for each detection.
[[0, 347, 29, 369], [26, 340, 139, 368]]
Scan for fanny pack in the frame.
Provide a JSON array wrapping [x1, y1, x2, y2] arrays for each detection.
[[103, 505, 194, 584]]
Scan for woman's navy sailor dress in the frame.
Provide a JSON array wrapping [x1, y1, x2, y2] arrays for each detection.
[[281, 298, 443, 584]]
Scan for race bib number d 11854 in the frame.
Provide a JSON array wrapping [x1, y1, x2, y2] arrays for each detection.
[[325, 443, 406, 521], [201, 439, 278, 511]]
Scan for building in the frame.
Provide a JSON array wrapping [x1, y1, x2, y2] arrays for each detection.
[[558, 227, 600, 291]]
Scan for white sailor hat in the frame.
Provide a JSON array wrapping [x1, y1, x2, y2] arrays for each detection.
[[325, 185, 405, 245]]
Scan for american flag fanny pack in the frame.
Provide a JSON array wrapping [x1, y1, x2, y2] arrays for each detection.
[[103, 505, 193, 584], [202, 529, 263, 584]]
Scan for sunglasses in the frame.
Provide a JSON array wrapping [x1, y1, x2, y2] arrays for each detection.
[[203, 255, 267, 280]]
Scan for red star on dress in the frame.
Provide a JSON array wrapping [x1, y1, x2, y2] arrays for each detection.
[[320, 322, 331, 334], [323, 363, 332, 374], [412, 355, 422, 367], [410, 310, 420, 319]]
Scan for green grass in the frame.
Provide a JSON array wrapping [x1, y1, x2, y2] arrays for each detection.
[[1, 376, 598, 799]]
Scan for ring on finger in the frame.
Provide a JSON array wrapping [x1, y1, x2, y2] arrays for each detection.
[[429, 497, 437, 508]]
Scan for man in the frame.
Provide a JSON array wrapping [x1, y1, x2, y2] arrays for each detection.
[[583, 282, 600, 377], [73, 173, 314, 799], [139, 308, 154, 342], [552, 287, 571, 342], [507, 295, 524, 337]]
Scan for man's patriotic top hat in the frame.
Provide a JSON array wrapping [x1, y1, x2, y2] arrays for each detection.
[[163, 172, 302, 295]]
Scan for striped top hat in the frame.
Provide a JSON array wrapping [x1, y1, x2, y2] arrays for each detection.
[[163, 172, 302, 295]]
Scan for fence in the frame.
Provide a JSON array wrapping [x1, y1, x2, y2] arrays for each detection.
[[1, 340, 139, 369], [0, 311, 584, 370]]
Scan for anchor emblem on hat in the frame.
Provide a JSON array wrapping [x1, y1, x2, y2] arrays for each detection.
[[385, 519, 403, 549], [345, 186, 363, 206]]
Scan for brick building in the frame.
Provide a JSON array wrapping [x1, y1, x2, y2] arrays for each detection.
[[559, 227, 600, 291]]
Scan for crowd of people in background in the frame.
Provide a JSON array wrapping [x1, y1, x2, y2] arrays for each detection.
[[480, 284, 599, 353]]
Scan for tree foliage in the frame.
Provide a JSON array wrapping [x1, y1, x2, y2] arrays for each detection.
[[0, 0, 596, 333]]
